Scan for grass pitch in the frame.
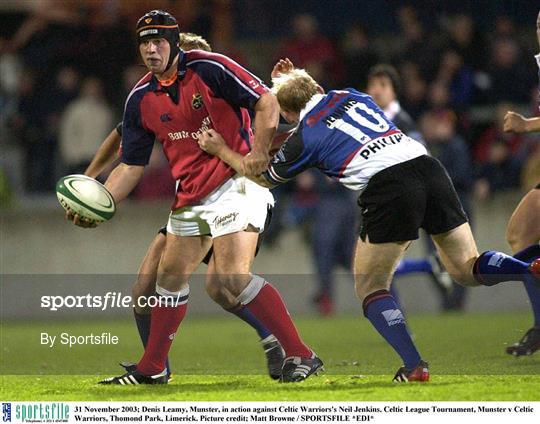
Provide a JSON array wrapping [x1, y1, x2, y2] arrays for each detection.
[[1, 312, 539, 401]]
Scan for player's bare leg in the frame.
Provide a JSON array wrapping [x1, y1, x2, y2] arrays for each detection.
[[210, 228, 321, 382], [505, 188, 540, 356], [354, 236, 428, 382], [126, 234, 211, 379], [506, 189, 540, 253], [431, 222, 538, 287], [208, 228, 258, 297], [430, 223, 480, 286], [354, 237, 409, 302], [133, 234, 166, 315]]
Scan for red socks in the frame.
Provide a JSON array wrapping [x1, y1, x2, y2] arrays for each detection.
[[243, 278, 311, 358], [137, 287, 189, 375]]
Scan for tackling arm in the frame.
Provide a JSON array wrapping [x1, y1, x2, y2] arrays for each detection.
[[242, 92, 280, 176], [197, 129, 274, 188]]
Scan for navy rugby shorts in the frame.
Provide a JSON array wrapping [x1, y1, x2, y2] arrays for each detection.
[[358, 155, 468, 243]]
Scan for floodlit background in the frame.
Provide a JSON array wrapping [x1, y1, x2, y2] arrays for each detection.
[[1, 0, 539, 318]]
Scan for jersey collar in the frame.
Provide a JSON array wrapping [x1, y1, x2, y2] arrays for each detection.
[[148, 51, 186, 92], [299, 93, 326, 123]]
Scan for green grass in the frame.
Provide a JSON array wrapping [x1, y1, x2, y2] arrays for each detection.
[[1, 313, 539, 400]]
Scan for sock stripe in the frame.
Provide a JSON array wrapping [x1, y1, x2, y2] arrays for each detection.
[[362, 289, 392, 315], [472, 254, 489, 285], [155, 293, 189, 307]]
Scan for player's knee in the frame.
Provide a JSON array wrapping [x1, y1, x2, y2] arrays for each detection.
[[132, 282, 152, 314], [449, 258, 480, 287], [204, 276, 237, 308], [204, 276, 221, 301], [354, 277, 386, 302]]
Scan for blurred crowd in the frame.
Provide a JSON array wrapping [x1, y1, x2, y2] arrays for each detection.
[[1, 0, 539, 313]]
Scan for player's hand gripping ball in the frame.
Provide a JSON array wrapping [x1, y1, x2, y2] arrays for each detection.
[[56, 175, 116, 227]]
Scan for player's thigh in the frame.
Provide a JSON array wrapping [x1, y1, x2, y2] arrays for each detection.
[[506, 188, 540, 252], [354, 236, 410, 301], [431, 222, 479, 286], [158, 233, 212, 281], [134, 232, 166, 298], [211, 229, 259, 294]]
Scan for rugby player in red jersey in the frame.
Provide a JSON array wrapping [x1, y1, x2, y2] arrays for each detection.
[[76, 33, 286, 381], [68, 11, 321, 384]]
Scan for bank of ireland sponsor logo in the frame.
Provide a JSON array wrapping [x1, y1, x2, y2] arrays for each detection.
[[168, 116, 212, 141], [382, 309, 405, 326]]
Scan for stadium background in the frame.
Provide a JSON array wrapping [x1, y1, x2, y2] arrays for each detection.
[[2, 0, 539, 313], [1, 1, 540, 396]]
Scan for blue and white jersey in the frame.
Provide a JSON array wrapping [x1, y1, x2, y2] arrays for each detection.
[[263, 89, 427, 192]]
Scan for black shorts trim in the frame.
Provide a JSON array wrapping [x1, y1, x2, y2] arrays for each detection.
[[535, 182, 540, 190], [358, 155, 468, 243]]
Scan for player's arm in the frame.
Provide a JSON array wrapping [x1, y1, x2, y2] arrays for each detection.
[[503, 112, 540, 133], [246, 92, 280, 176], [104, 163, 145, 202], [199, 128, 309, 188], [84, 123, 122, 178], [198, 129, 273, 187], [193, 53, 278, 175]]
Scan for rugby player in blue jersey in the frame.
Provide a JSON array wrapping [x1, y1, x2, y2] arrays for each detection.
[[198, 59, 540, 381]]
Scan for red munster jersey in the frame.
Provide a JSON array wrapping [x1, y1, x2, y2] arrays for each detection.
[[121, 49, 269, 209]]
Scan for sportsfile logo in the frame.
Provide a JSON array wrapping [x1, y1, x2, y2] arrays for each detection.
[[8, 403, 69, 422], [2, 403, 11, 422], [382, 309, 405, 326]]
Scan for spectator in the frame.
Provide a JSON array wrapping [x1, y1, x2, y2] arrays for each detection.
[[435, 49, 475, 109], [277, 13, 342, 88], [341, 23, 379, 90], [474, 140, 522, 200], [488, 37, 535, 104], [420, 109, 474, 208], [59, 77, 113, 175], [475, 103, 526, 164], [400, 61, 428, 120]]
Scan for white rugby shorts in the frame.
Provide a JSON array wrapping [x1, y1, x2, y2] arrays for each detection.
[[167, 175, 274, 238]]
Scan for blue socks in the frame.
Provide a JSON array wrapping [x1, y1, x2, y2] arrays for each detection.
[[229, 304, 272, 340], [514, 244, 540, 326], [394, 258, 432, 276], [363, 290, 421, 370], [133, 310, 170, 375], [473, 251, 531, 286]]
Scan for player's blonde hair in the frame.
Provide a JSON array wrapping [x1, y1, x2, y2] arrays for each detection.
[[271, 69, 319, 113], [179, 32, 212, 52]]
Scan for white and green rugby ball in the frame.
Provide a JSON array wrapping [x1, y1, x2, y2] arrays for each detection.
[[56, 174, 116, 223]]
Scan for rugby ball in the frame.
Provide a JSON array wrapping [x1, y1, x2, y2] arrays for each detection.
[[56, 174, 116, 223]]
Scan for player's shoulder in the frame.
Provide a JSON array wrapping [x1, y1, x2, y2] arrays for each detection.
[[185, 49, 236, 68], [125, 72, 153, 108]]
